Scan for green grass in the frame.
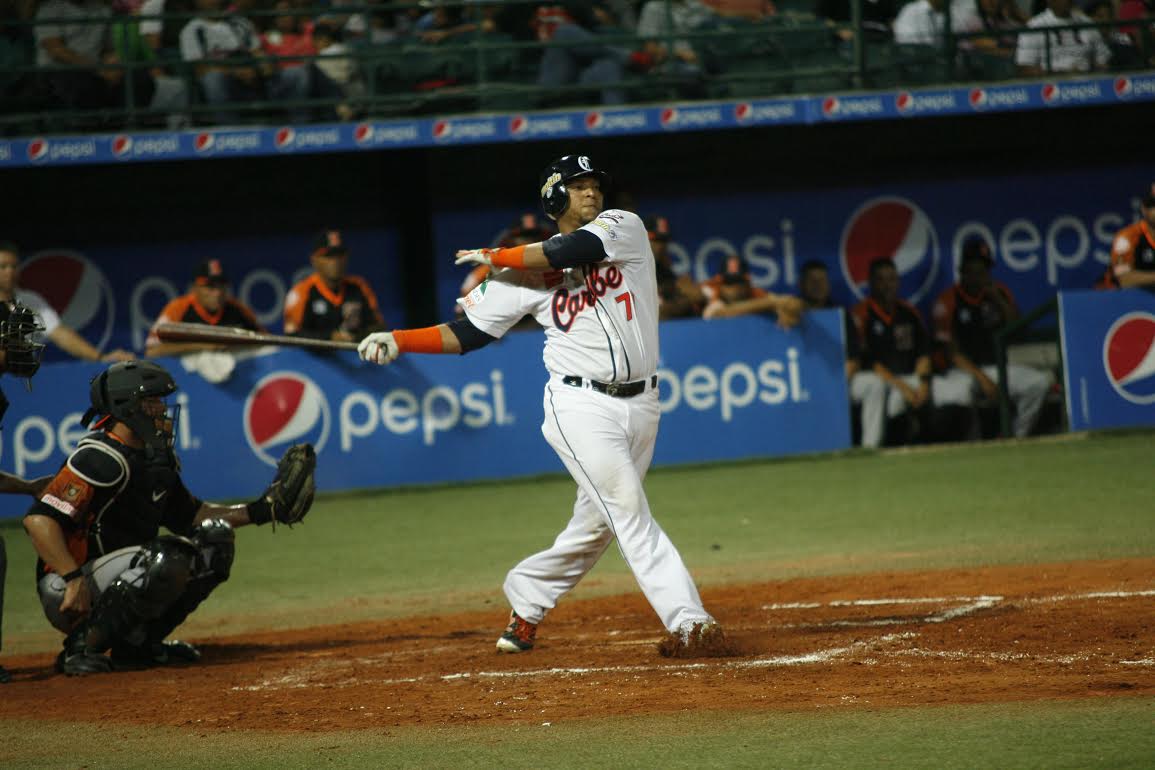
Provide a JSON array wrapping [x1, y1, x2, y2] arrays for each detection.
[[3, 431, 1154, 651], [2, 697, 1153, 769]]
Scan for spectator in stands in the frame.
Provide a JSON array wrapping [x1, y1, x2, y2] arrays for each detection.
[[260, 0, 316, 69], [817, 0, 899, 43], [1015, 0, 1110, 73], [799, 259, 860, 377], [850, 257, 972, 448], [636, 0, 718, 93], [534, 2, 636, 106], [179, 0, 315, 123], [35, 0, 189, 124], [284, 229, 386, 342], [645, 215, 705, 320], [145, 258, 265, 357], [893, 0, 975, 44], [1083, 0, 1141, 68], [700, 253, 804, 326], [0, 243, 134, 363], [961, 0, 1028, 52], [932, 238, 1052, 437], [1108, 186, 1155, 289], [312, 20, 362, 121]]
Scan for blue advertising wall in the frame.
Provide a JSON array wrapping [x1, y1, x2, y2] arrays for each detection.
[[19, 228, 402, 362], [1061, 288, 1155, 432], [433, 165, 1152, 324], [0, 312, 849, 519]]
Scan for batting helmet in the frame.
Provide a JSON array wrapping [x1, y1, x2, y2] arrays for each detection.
[[82, 361, 180, 466], [539, 155, 611, 220]]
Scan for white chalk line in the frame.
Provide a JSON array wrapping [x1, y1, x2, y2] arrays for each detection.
[[231, 588, 1154, 693]]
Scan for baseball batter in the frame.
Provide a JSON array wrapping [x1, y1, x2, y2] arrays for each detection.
[[359, 155, 725, 656]]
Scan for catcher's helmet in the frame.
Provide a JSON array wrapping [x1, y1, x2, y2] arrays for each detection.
[[539, 155, 611, 221], [0, 302, 45, 380], [83, 361, 180, 465]]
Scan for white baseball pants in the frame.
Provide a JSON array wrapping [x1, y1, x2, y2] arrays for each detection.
[[977, 364, 1053, 437], [502, 374, 713, 634], [851, 370, 974, 448]]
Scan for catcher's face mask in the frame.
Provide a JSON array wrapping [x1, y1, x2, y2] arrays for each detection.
[[0, 304, 46, 384]]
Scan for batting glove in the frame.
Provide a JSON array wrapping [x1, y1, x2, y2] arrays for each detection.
[[357, 332, 399, 365], [455, 248, 498, 268]]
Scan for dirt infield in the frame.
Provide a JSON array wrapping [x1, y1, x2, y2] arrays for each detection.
[[2, 558, 1152, 731]]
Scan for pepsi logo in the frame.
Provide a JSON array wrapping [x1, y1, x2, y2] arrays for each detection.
[[354, 123, 373, 144], [735, 103, 752, 121], [194, 132, 214, 152], [111, 135, 132, 157], [27, 138, 48, 162], [1114, 77, 1132, 98], [660, 108, 678, 126], [275, 127, 295, 149], [969, 88, 986, 108], [1102, 312, 1155, 404], [839, 196, 940, 304], [21, 251, 116, 351], [509, 116, 527, 135], [433, 121, 450, 139], [585, 111, 603, 130], [1042, 84, 1057, 103], [822, 97, 840, 117], [243, 371, 331, 466], [896, 92, 912, 112]]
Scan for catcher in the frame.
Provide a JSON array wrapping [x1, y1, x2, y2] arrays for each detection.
[[22, 361, 316, 676]]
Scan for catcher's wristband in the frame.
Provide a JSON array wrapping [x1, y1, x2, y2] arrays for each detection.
[[247, 496, 273, 526], [489, 245, 527, 269], [61, 567, 84, 582], [394, 327, 444, 354]]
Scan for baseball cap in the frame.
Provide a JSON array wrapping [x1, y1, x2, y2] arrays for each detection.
[[194, 258, 229, 286], [644, 215, 671, 241], [313, 229, 348, 258], [960, 235, 993, 266]]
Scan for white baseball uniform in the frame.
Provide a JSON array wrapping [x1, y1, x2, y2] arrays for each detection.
[[460, 209, 713, 634]]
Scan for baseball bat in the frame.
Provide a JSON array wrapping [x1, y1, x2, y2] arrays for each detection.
[[154, 322, 361, 351]]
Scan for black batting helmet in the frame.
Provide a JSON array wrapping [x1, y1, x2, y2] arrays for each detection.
[[539, 155, 611, 220]]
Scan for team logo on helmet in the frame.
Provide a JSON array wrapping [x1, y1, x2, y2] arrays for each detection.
[[112, 135, 132, 157], [1102, 312, 1155, 404], [27, 138, 48, 162], [540, 171, 562, 199], [243, 371, 331, 466], [577, 156, 592, 171], [21, 251, 117, 351], [275, 127, 295, 150], [839, 196, 940, 303]]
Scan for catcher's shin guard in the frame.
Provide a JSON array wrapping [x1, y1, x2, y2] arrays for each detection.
[[144, 521, 236, 643]]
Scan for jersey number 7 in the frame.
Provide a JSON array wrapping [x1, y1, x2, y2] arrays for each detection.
[[615, 292, 633, 321]]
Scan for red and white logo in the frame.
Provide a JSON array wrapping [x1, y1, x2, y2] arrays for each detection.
[[1102, 312, 1155, 404], [194, 132, 215, 153], [734, 103, 752, 121], [20, 251, 117, 351], [243, 371, 331, 466], [895, 91, 913, 112], [1114, 77, 1132, 98], [1041, 83, 1058, 103], [354, 122, 374, 144], [822, 96, 840, 117], [112, 135, 132, 157], [585, 111, 604, 130], [839, 197, 940, 304], [969, 88, 987, 108], [27, 138, 48, 162], [660, 107, 678, 127], [275, 127, 295, 149], [432, 120, 451, 140], [509, 116, 528, 135]]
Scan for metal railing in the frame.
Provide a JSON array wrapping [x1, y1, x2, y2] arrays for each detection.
[[993, 296, 1060, 437], [1, 0, 1152, 133]]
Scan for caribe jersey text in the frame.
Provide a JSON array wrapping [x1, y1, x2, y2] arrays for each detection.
[[552, 265, 623, 332]]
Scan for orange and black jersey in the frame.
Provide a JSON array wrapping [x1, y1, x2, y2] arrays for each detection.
[[931, 282, 1018, 366], [146, 293, 263, 347], [24, 431, 201, 580], [851, 297, 929, 375], [1111, 221, 1155, 280], [283, 274, 385, 339]]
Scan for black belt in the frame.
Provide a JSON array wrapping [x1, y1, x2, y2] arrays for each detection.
[[562, 375, 657, 398]]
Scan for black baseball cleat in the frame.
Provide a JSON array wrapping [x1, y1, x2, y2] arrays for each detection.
[[111, 640, 201, 670], [55, 649, 114, 676]]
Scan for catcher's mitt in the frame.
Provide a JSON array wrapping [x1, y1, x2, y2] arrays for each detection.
[[262, 443, 316, 528]]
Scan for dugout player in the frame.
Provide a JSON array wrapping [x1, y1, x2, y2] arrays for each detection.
[[358, 154, 728, 657], [284, 230, 386, 341], [145, 259, 265, 358], [698, 253, 804, 325], [850, 257, 972, 448], [644, 215, 704, 319], [0, 302, 51, 684], [22, 360, 311, 676], [1108, 187, 1155, 289], [932, 238, 1052, 437]]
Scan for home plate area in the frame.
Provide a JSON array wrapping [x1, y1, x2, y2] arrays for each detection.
[[1, 559, 1152, 731]]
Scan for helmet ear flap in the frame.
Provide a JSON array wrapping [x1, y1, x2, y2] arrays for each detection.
[[542, 180, 569, 220]]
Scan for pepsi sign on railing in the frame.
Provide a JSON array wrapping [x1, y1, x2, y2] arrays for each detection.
[[1061, 289, 1155, 431]]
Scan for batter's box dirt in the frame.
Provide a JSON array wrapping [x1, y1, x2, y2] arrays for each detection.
[[0, 558, 1152, 731]]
